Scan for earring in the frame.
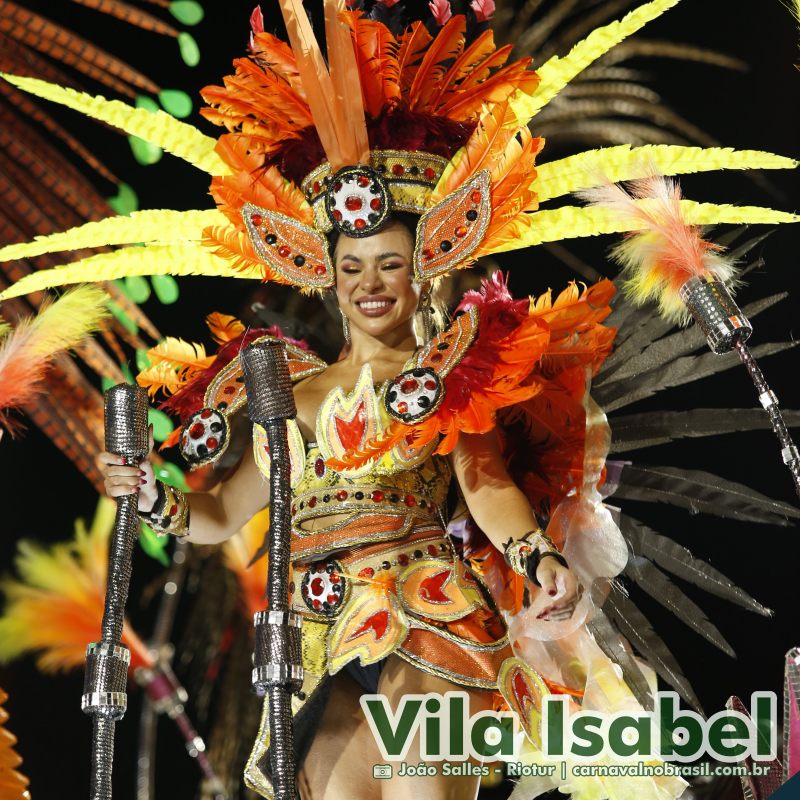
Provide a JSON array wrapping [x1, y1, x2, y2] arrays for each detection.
[[418, 291, 433, 343], [340, 309, 351, 345]]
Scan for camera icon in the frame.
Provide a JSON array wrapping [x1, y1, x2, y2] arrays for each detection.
[[373, 764, 393, 779]]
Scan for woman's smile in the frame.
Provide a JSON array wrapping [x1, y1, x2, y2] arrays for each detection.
[[354, 294, 396, 316]]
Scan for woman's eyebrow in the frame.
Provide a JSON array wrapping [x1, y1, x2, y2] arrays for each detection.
[[339, 251, 406, 262]]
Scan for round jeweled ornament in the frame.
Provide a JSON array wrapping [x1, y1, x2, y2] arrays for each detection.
[[385, 367, 443, 423], [180, 407, 228, 465], [324, 166, 390, 237], [300, 560, 347, 617]]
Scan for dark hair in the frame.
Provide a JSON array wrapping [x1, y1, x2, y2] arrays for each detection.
[[327, 212, 420, 266]]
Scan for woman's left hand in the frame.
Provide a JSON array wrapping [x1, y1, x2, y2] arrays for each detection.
[[535, 557, 580, 621]]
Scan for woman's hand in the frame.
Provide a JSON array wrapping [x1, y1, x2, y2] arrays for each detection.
[[95, 424, 158, 512], [535, 556, 580, 621]]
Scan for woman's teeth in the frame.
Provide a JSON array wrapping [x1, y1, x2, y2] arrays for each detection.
[[358, 300, 393, 310]]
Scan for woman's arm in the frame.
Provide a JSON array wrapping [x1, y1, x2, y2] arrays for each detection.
[[449, 430, 578, 611], [97, 434, 269, 545]]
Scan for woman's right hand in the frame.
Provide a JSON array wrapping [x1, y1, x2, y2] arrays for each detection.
[[95, 424, 158, 513]]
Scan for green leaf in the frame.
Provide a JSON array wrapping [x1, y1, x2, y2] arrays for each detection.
[[158, 89, 193, 119], [101, 376, 116, 392], [106, 299, 139, 335], [155, 461, 190, 492], [124, 275, 151, 303], [170, 1, 204, 26], [106, 182, 139, 216], [128, 134, 163, 166], [121, 364, 136, 385], [151, 274, 180, 304], [136, 348, 152, 371], [148, 408, 175, 442], [135, 95, 160, 113], [139, 522, 170, 566], [178, 32, 201, 67]]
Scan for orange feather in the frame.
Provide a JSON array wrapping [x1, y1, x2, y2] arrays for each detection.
[[206, 312, 246, 345], [407, 16, 466, 112], [426, 28, 496, 109], [201, 225, 282, 283], [396, 21, 433, 93]]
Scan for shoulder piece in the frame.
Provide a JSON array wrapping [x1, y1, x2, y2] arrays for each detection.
[[178, 334, 326, 470]]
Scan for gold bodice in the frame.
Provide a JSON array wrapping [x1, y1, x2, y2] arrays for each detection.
[[252, 363, 452, 561]]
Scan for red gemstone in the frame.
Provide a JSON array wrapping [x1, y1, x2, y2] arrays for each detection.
[[313, 180, 321, 193], [455, 225, 468, 238], [427, 544, 439, 556], [357, 175, 370, 187], [169, 504, 178, 516], [370, 198, 382, 211], [292, 505, 297, 515], [359, 567, 375, 578], [200, 409, 213, 419], [308, 496, 317, 508], [207, 437, 218, 449], [424, 379, 437, 390], [189, 423, 205, 439], [404, 495, 416, 507], [327, 593, 338, 604], [313, 599, 321, 609], [431, 352, 443, 363], [333, 209, 342, 221], [371, 490, 384, 502], [392, 164, 405, 176], [278, 245, 291, 258], [345, 195, 363, 211], [330, 573, 341, 583], [314, 265, 326, 276], [398, 553, 409, 566], [224, 386, 235, 394], [397, 401, 408, 413], [314, 457, 325, 477], [424, 167, 435, 180], [311, 577, 323, 593], [335, 490, 349, 501], [334, 181, 342, 191], [471, 190, 482, 203], [400, 379, 418, 394], [354, 218, 366, 230], [422, 248, 435, 260], [251, 213, 262, 226]]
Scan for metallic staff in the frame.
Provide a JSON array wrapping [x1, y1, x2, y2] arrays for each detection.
[[82, 384, 149, 799], [681, 277, 800, 500], [241, 340, 303, 800]]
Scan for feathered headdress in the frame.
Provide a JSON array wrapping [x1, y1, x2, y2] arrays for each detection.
[[0, 0, 796, 300]]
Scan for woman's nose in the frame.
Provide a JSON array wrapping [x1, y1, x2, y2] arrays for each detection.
[[359, 266, 383, 292]]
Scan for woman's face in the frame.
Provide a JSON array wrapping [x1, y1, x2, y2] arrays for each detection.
[[334, 220, 421, 341]]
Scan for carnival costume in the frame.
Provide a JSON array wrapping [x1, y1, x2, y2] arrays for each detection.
[[0, 0, 798, 797]]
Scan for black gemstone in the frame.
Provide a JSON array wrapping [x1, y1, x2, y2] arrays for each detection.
[[236, 375, 245, 382], [390, 494, 400, 503], [265, 233, 277, 245], [412, 368, 425, 378], [323, 495, 331, 503], [388, 390, 397, 402], [413, 550, 423, 559], [381, 561, 391, 570], [326, 564, 335, 573], [418, 396, 430, 408], [299, 502, 305, 509], [440, 240, 453, 252], [420, 500, 427, 508], [218, 402, 228, 410], [333, 584, 341, 593], [323, 602, 331, 610], [409, 166, 419, 175], [368, 213, 378, 223], [210, 422, 222, 432], [294, 255, 306, 267], [437, 342, 449, 350], [377, 164, 387, 172], [197, 444, 208, 457], [355, 491, 364, 500], [289, 581, 295, 593], [466, 209, 478, 221]]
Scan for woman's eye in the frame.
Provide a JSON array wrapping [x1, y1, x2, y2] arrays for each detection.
[[381, 262, 405, 270], [341, 266, 360, 274]]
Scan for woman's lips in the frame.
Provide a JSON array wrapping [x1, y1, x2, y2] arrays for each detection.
[[354, 297, 396, 317]]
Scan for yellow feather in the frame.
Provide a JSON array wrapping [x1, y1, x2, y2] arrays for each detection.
[[0, 243, 262, 301], [535, 145, 798, 203], [137, 337, 214, 397], [137, 361, 194, 397], [1, 73, 229, 176], [0, 209, 227, 263], [489, 201, 800, 254], [509, 0, 680, 122]]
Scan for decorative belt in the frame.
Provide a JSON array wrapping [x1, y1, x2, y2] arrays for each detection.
[[291, 527, 452, 620]]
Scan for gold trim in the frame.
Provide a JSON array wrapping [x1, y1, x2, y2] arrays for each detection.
[[394, 646, 500, 691]]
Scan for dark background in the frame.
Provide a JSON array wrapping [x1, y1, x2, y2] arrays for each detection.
[[0, 0, 798, 797]]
